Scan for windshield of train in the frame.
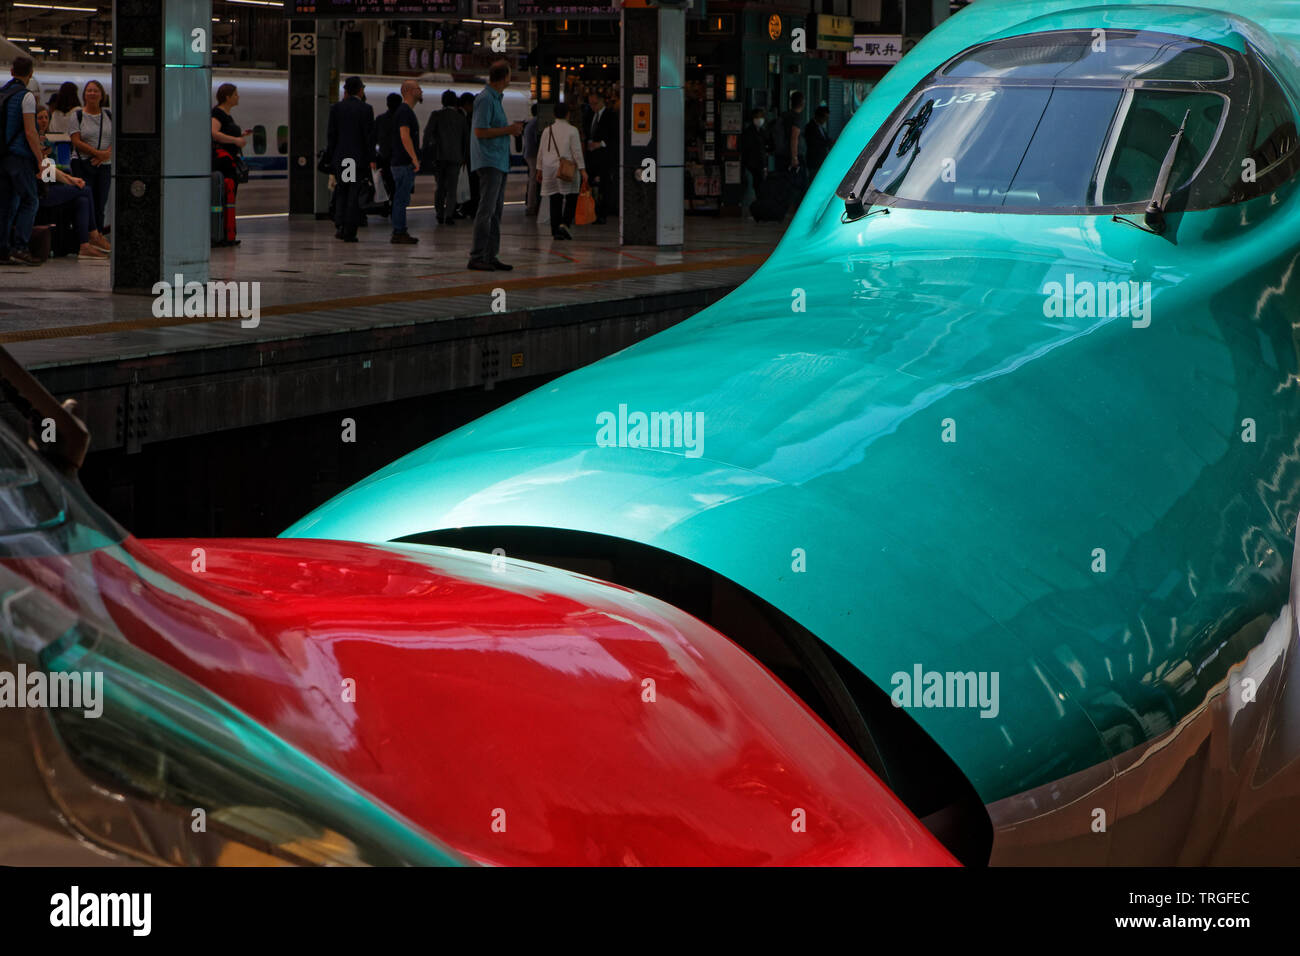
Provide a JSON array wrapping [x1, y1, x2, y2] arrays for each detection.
[[838, 30, 1241, 212]]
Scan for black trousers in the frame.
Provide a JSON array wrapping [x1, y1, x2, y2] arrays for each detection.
[[589, 151, 617, 218], [71, 158, 112, 232], [549, 192, 577, 235], [335, 180, 363, 238], [434, 160, 460, 220]]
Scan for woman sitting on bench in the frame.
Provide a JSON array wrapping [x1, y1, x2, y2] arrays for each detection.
[[35, 106, 109, 259]]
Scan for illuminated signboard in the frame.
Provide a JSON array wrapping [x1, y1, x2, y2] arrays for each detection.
[[816, 14, 854, 52], [847, 34, 904, 66], [510, 0, 618, 17], [286, 0, 468, 16]]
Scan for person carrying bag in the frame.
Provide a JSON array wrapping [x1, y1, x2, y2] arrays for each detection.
[[68, 80, 112, 246], [537, 102, 587, 240]]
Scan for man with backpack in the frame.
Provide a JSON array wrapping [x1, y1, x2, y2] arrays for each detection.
[[0, 57, 46, 266]]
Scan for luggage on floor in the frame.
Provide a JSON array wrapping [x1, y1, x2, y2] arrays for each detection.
[[27, 225, 51, 262], [210, 171, 227, 245]]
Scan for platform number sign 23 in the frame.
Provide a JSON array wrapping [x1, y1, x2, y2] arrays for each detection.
[[289, 33, 316, 56]]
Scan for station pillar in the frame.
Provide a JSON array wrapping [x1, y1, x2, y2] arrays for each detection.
[[111, 0, 212, 294], [287, 19, 337, 218], [620, 3, 685, 248]]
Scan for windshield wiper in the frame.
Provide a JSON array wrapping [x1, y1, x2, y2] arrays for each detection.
[[1143, 108, 1191, 234], [843, 98, 934, 223]]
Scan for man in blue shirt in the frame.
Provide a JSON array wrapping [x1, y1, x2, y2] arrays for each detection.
[[468, 61, 523, 271], [0, 57, 46, 266]]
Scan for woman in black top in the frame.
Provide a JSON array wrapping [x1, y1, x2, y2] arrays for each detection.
[[211, 83, 246, 247]]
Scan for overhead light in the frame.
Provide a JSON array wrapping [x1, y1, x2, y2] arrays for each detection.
[[225, 0, 284, 6], [13, 2, 96, 10]]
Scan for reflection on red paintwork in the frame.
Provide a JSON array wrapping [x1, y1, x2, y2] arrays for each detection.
[[4, 536, 957, 866]]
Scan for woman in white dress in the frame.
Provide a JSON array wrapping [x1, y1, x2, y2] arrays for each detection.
[[538, 101, 588, 240]]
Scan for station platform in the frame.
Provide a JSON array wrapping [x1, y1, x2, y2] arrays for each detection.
[[2, 206, 780, 453]]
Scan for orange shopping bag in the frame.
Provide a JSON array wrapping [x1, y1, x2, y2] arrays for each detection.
[[575, 188, 597, 226]]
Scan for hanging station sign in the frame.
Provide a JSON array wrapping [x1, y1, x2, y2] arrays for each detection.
[[847, 34, 904, 66], [509, 0, 619, 18], [286, 0, 468, 16]]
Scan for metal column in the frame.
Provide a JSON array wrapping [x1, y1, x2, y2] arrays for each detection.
[[111, 0, 212, 293], [620, 3, 684, 249]]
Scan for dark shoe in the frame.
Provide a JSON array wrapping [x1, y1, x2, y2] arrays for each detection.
[[467, 259, 494, 271], [441, 217, 455, 226], [334, 229, 345, 240], [0, 251, 11, 265], [390, 232, 418, 244], [551, 232, 563, 239], [558, 224, 573, 240], [343, 236, 358, 243], [9, 249, 42, 266], [489, 258, 513, 271]]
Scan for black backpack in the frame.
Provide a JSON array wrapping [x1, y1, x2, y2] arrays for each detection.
[[0, 82, 30, 159]]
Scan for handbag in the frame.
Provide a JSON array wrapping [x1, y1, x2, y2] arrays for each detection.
[[232, 154, 250, 184], [456, 165, 472, 205], [575, 187, 596, 226], [548, 127, 577, 183]]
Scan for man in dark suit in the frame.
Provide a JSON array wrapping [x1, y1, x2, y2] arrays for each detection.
[[585, 90, 619, 224], [804, 105, 833, 176], [326, 75, 376, 242]]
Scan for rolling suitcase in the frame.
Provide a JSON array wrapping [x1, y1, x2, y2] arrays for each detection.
[[211, 171, 226, 245]]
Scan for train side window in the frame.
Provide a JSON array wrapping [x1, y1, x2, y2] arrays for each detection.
[[252, 125, 267, 155], [1235, 65, 1299, 201], [277, 125, 288, 155]]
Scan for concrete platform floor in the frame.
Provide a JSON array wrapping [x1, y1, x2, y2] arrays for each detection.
[[0, 203, 784, 356]]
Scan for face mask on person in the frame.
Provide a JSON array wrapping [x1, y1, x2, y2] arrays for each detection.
[[754, 118, 765, 129]]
